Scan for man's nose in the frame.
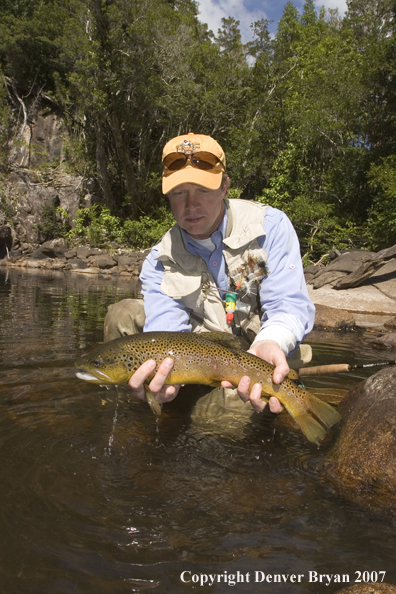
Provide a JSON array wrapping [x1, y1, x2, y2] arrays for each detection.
[[185, 192, 198, 209]]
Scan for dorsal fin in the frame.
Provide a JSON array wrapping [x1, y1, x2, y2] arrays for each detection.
[[199, 331, 247, 351]]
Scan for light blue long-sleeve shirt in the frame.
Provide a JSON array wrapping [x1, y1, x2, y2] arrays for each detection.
[[139, 205, 315, 354]]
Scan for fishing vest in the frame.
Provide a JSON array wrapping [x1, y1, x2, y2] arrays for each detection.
[[155, 199, 268, 342]]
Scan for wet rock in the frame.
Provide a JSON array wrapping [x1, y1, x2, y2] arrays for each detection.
[[117, 254, 139, 267], [88, 254, 117, 269], [372, 332, 396, 351], [64, 249, 77, 259], [31, 249, 50, 260], [76, 246, 97, 259], [313, 304, 355, 331], [325, 366, 396, 514], [41, 238, 68, 258], [47, 258, 67, 270], [65, 258, 88, 269], [70, 266, 100, 275], [31, 238, 68, 259], [25, 259, 45, 268], [335, 584, 396, 594]]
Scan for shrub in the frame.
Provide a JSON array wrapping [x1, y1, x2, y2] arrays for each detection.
[[121, 206, 175, 249], [67, 205, 122, 247]]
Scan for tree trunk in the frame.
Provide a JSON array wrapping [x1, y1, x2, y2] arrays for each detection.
[[95, 118, 113, 206], [108, 95, 142, 218]]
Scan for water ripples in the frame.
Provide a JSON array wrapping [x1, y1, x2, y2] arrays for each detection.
[[1, 270, 396, 592]]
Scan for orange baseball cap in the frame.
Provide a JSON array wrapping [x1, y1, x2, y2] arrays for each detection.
[[162, 133, 226, 194]]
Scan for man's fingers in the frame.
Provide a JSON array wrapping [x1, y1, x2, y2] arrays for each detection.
[[236, 376, 251, 402], [249, 382, 266, 412], [128, 359, 156, 391], [148, 357, 174, 393], [268, 395, 284, 413], [273, 366, 289, 384]]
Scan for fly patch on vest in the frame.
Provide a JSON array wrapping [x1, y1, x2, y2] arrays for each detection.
[[228, 250, 269, 299]]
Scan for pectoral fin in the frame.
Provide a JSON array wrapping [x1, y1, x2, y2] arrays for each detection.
[[144, 387, 162, 416]]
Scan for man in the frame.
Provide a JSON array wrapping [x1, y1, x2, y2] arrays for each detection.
[[105, 133, 315, 414]]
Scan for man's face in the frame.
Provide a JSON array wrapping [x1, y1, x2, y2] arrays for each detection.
[[167, 179, 229, 240]]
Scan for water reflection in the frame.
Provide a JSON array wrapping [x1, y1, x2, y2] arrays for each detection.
[[0, 269, 395, 594]]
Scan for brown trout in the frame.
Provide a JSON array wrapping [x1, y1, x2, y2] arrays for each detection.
[[75, 331, 341, 445]]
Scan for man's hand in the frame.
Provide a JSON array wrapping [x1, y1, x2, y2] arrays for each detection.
[[221, 339, 288, 414], [128, 357, 180, 406]]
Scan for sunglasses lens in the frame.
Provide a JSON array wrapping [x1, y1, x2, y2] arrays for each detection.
[[163, 153, 187, 171], [162, 151, 223, 173], [190, 152, 220, 170]]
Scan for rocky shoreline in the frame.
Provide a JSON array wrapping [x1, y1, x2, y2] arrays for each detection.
[[2, 241, 396, 336], [0, 238, 149, 278]]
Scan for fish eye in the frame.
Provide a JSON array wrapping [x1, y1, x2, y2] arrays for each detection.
[[94, 359, 101, 367]]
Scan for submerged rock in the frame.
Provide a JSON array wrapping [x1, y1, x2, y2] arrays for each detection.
[[313, 303, 355, 331], [372, 332, 396, 351], [325, 367, 396, 514]]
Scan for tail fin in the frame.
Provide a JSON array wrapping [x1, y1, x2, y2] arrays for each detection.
[[307, 393, 342, 429], [293, 412, 327, 446], [290, 392, 341, 445]]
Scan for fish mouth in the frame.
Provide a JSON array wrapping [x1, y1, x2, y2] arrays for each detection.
[[75, 366, 115, 384], [76, 371, 102, 382]]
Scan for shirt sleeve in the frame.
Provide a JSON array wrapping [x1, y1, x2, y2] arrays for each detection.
[[139, 247, 192, 332], [251, 207, 315, 354]]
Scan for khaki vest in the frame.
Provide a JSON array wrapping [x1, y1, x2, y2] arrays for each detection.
[[156, 199, 268, 342]]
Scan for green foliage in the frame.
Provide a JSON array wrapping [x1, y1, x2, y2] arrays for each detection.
[[258, 141, 368, 262], [366, 155, 396, 249], [68, 204, 174, 250], [68, 205, 121, 248], [37, 202, 70, 242], [1, 0, 396, 259], [121, 207, 175, 249]]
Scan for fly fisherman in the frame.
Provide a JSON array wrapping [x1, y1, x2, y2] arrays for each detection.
[[104, 133, 315, 414]]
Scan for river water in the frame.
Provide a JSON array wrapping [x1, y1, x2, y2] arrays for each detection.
[[0, 268, 395, 594]]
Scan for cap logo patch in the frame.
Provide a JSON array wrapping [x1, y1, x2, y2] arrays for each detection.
[[176, 140, 201, 155]]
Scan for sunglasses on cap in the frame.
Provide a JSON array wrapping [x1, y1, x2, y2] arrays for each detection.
[[162, 151, 225, 173]]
